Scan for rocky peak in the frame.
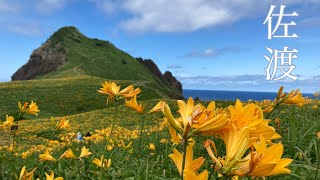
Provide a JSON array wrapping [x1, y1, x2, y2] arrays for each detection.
[[136, 57, 183, 94], [11, 41, 66, 80]]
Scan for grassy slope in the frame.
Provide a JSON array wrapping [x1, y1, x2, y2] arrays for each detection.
[[36, 27, 179, 98], [0, 76, 169, 120]]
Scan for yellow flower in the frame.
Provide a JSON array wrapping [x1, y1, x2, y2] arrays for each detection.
[[125, 96, 144, 113], [163, 97, 228, 137], [39, 149, 56, 161], [19, 166, 36, 180], [316, 132, 320, 139], [263, 106, 273, 113], [26, 101, 40, 116], [59, 149, 77, 160], [183, 169, 208, 180], [148, 101, 166, 113], [160, 138, 168, 144], [223, 99, 280, 143], [169, 126, 182, 145], [147, 143, 155, 155], [0, 115, 15, 129], [120, 140, 132, 150], [45, 171, 63, 180], [233, 135, 292, 177], [97, 81, 141, 103], [92, 155, 111, 170], [55, 117, 70, 129], [313, 105, 318, 110], [79, 146, 92, 158], [283, 89, 305, 106], [221, 124, 250, 173], [169, 144, 205, 175], [18, 101, 29, 113]]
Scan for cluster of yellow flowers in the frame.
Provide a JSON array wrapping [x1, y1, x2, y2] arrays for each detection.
[[149, 86, 306, 179]]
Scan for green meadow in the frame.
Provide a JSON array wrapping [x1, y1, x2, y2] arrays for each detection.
[[0, 76, 319, 180]]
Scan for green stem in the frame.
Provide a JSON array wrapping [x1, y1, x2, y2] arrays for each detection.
[[266, 102, 281, 119], [138, 114, 147, 153], [181, 137, 188, 180], [100, 101, 119, 180]]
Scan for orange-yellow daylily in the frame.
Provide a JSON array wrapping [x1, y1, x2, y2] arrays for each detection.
[[232, 135, 292, 177], [55, 117, 70, 129], [148, 100, 166, 113], [97, 81, 141, 103], [169, 144, 205, 175], [25, 101, 40, 116], [92, 155, 111, 170], [183, 169, 208, 180], [163, 97, 229, 137], [19, 166, 36, 180], [222, 99, 280, 143], [204, 124, 250, 175], [59, 149, 77, 160], [79, 146, 92, 158], [283, 89, 305, 106], [0, 115, 15, 129], [147, 143, 155, 155], [169, 126, 182, 145], [39, 150, 56, 161], [120, 140, 132, 150], [45, 171, 63, 180], [125, 96, 143, 113]]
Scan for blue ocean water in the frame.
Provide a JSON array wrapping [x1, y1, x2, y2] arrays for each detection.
[[183, 89, 314, 101]]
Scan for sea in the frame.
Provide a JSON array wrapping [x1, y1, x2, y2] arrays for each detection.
[[183, 89, 315, 101]]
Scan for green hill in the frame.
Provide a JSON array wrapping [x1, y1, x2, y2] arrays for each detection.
[[11, 26, 182, 99]]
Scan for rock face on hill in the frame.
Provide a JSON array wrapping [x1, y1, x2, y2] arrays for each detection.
[[136, 57, 182, 94], [163, 71, 182, 93], [11, 42, 66, 80]]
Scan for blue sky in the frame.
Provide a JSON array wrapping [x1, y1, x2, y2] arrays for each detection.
[[0, 0, 319, 93]]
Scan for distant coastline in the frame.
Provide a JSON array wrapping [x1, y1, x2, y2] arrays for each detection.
[[183, 89, 315, 101]]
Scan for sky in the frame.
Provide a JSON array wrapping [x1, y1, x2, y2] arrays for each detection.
[[0, 0, 319, 93]]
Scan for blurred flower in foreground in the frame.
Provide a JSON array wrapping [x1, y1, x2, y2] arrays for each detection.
[[19, 166, 36, 180], [317, 132, 320, 140]]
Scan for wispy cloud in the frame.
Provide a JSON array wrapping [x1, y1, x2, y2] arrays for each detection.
[[1, 23, 43, 36], [90, 0, 320, 33], [35, 0, 70, 15], [184, 47, 249, 58], [167, 64, 182, 69], [300, 17, 320, 27], [0, 0, 20, 14]]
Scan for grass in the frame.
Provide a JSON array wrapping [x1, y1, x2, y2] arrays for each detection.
[[0, 76, 174, 120]]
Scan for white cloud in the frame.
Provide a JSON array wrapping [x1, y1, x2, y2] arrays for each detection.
[[0, 0, 20, 14], [90, 0, 320, 33], [184, 47, 249, 58], [35, 0, 70, 14], [2, 23, 43, 36]]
